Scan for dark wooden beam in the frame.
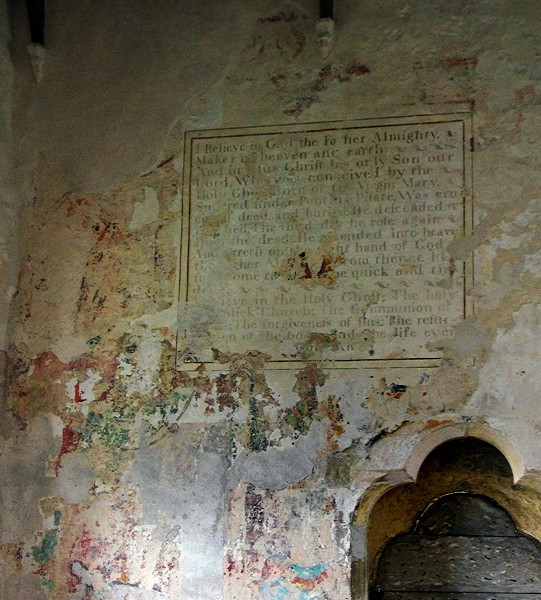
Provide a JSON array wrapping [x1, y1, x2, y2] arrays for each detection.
[[26, 0, 44, 46], [319, 0, 334, 20]]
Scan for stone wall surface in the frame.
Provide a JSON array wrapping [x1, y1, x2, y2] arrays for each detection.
[[1, 1, 541, 599]]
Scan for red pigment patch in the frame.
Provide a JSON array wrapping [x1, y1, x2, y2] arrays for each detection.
[[67, 560, 85, 593], [345, 59, 371, 76], [270, 73, 286, 85], [55, 425, 82, 472], [292, 571, 328, 590], [325, 496, 337, 512], [33, 351, 66, 379], [386, 383, 408, 399], [225, 554, 236, 574], [516, 85, 535, 104], [156, 155, 174, 169], [442, 58, 477, 69], [94, 221, 121, 243], [261, 559, 274, 579], [423, 419, 453, 430], [74, 382, 83, 403], [64, 196, 92, 227], [73, 527, 101, 560], [216, 373, 237, 412]]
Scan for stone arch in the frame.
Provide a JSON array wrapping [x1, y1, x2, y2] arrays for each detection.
[[405, 423, 525, 484], [354, 424, 525, 529]]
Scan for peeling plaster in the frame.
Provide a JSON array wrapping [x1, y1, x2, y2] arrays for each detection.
[[2, 1, 541, 599], [0, 415, 60, 541], [129, 187, 160, 231], [466, 303, 541, 468]]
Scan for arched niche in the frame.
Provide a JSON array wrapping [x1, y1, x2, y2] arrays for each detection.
[[404, 423, 525, 485], [351, 434, 541, 600]]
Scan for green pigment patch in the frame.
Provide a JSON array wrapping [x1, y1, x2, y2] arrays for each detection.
[[31, 529, 58, 564], [82, 394, 187, 453]]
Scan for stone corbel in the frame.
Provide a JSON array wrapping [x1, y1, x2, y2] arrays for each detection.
[[26, 0, 46, 82], [27, 42, 46, 82], [316, 17, 335, 57], [317, 0, 335, 57]]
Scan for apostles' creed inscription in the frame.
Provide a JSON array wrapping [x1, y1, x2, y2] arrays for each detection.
[[179, 116, 472, 366]]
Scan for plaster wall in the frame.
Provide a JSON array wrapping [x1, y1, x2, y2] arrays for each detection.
[[1, 1, 541, 599]]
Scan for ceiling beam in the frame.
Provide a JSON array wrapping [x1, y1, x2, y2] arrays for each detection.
[[26, 0, 44, 45], [319, 0, 334, 20]]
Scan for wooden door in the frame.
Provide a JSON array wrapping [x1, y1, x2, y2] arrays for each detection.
[[372, 493, 541, 600]]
